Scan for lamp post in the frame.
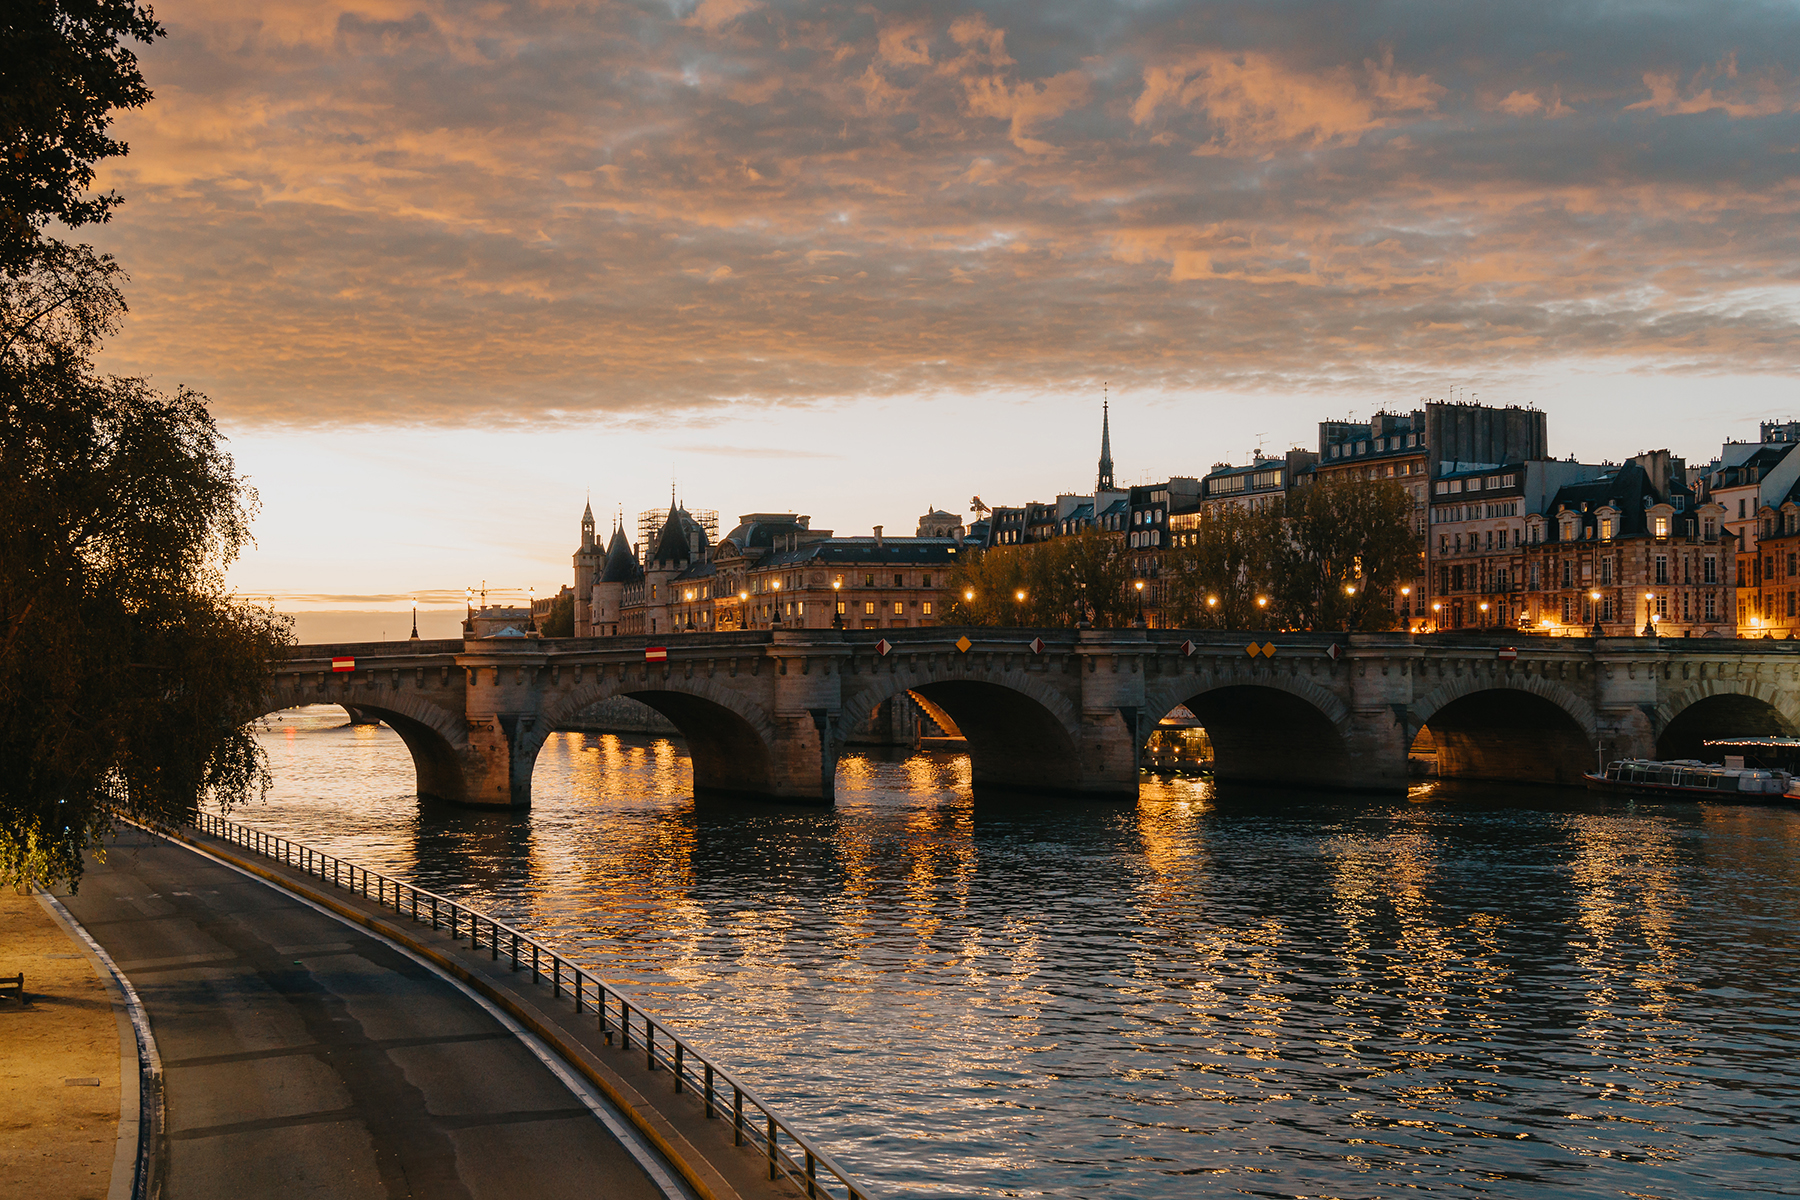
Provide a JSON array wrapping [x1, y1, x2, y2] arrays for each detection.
[[1642, 591, 1656, 637], [409, 597, 419, 641], [832, 579, 843, 629], [1132, 580, 1146, 628], [1431, 601, 1441, 633], [1589, 589, 1604, 637], [1479, 600, 1490, 627], [739, 590, 749, 630], [1400, 585, 1411, 631]]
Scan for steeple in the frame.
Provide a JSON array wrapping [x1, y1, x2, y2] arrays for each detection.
[[581, 495, 596, 549], [1097, 385, 1115, 494]]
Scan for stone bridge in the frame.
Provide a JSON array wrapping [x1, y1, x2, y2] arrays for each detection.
[[261, 629, 1800, 807]]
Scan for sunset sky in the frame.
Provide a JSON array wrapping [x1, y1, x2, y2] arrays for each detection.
[[80, 0, 1800, 639]]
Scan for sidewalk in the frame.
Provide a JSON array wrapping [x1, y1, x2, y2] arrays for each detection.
[[0, 889, 129, 1200]]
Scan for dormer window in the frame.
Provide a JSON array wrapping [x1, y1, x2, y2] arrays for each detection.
[[1653, 516, 1669, 538], [1599, 517, 1615, 540]]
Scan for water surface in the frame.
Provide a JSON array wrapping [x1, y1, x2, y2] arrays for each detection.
[[240, 706, 1800, 1198]]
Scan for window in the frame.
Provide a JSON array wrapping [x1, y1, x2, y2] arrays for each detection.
[[894, 573, 904, 587], [1561, 560, 1572, 587], [1601, 559, 1613, 584], [1656, 594, 1667, 618], [863, 601, 875, 615], [893, 601, 903, 615], [922, 601, 933, 615], [1705, 593, 1716, 620], [1790, 553, 1797, 578], [922, 574, 932, 587], [1561, 596, 1571, 622], [1655, 556, 1668, 584], [1704, 555, 1717, 584], [864, 574, 875, 587], [1653, 515, 1670, 537], [836, 601, 846, 614], [1435, 481, 1449, 495], [1600, 517, 1614, 540], [1602, 596, 1614, 621]]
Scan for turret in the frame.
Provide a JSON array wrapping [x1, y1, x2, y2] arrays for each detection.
[[573, 499, 603, 636], [1097, 396, 1115, 494]]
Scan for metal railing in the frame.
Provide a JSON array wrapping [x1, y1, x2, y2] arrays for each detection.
[[189, 812, 873, 1200]]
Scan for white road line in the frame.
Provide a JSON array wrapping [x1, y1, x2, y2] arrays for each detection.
[[164, 832, 699, 1200], [38, 891, 164, 1200]]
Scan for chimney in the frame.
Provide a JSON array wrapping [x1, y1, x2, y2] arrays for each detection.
[[873, 524, 883, 548]]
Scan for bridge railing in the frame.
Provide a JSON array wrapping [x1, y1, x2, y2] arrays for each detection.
[[187, 811, 875, 1200]]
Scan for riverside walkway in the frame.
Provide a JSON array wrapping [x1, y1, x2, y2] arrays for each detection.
[[54, 826, 811, 1200]]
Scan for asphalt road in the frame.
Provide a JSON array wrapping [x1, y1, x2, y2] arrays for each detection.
[[58, 827, 673, 1200]]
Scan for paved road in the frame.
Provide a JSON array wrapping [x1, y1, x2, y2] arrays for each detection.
[[59, 828, 672, 1200]]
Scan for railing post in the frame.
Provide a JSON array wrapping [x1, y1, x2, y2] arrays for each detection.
[[674, 1042, 683, 1092], [532, 944, 539, 983], [704, 1064, 714, 1118], [491, 922, 498, 961], [646, 1021, 655, 1071], [621, 1002, 630, 1051], [512, 932, 519, 971], [573, 973, 582, 1013], [767, 1115, 777, 1180], [733, 1087, 743, 1145], [806, 1150, 816, 1198], [553, 958, 561, 999]]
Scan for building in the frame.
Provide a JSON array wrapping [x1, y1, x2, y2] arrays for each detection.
[[578, 505, 969, 635], [1706, 424, 1800, 634], [1192, 449, 1318, 517], [1428, 459, 1603, 629], [1518, 451, 1731, 637]]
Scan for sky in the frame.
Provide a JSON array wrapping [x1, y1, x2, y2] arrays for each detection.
[[77, 0, 1800, 639]]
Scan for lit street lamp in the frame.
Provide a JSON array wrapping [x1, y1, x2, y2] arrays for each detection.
[[832, 579, 843, 629], [1643, 591, 1657, 637], [1132, 580, 1146, 628], [1589, 590, 1604, 637]]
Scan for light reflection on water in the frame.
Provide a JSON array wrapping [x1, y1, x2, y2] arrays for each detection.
[[244, 706, 1800, 1197]]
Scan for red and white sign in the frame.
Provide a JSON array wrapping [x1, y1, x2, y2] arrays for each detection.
[[1028, 637, 1045, 655], [875, 638, 893, 657], [1179, 640, 1196, 657], [1498, 647, 1518, 661], [331, 657, 355, 673], [1325, 643, 1342, 661], [644, 646, 668, 662]]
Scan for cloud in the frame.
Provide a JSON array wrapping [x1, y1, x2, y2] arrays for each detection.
[[78, 1, 1800, 426]]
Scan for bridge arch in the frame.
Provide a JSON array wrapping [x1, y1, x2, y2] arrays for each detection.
[[1142, 669, 1356, 788], [1408, 674, 1596, 785], [1652, 680, 1799, 760], [258, 679, 470, 804], [837, 666, 1086, 796], [528, 677, 781, 800]]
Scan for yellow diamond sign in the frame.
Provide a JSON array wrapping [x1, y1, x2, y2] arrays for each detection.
[[1244, 643, 1260, 657], [1262, 642, 1278, 657], [955, 635, 973, 654]]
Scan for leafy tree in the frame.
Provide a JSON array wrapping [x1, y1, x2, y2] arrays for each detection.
[[1275, 474, 1418, 631], [941, 530, 1134, 627], [1161, 503, 1285, 628], [1, 0, 164, 269], [1, 235, 288, 895], [540, 588, 573, 637]]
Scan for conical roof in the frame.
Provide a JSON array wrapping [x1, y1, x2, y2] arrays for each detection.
[[600, 522, 640, 582], [649, 502, 689, 566]]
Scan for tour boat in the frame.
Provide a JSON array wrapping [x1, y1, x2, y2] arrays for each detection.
[[1585, 757, 1797, 801]]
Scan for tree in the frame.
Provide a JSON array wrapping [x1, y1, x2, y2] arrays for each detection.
[[940, 530, 1135, 627], [1, 234, 289, 893], [1161, 503, 1284, 628], [1275, 474, 1419, 631], [540, 589, 573, 637], [1, 0, 164, 269]]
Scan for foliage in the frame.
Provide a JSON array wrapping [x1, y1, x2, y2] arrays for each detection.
[[1, 0, 164, 269], [1, 248, 290, 891], [540, 589, 573, 637], [940, 529, 1135, 627], [1273, 473, 1418, 631], [1160, 503, 1285, 628]]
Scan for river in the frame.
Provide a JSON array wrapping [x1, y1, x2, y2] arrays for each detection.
[[238, 706, 1800, 1198]]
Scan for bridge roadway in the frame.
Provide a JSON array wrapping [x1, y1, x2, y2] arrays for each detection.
[[58, 827, 677, 1200], [264, 627, 1800, 806]]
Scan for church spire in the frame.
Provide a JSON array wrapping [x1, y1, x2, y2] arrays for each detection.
[[1097, 384, 1115, 494]]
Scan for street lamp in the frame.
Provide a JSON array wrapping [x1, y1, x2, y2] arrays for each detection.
[[1479, 600, 1489, 627], [1642, 591, 1657, 637], [832, 579, 843, 629], [1133, 580, 1146, 628], [1589, 589, 1604, 637], [410, 597, 419, 641]]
